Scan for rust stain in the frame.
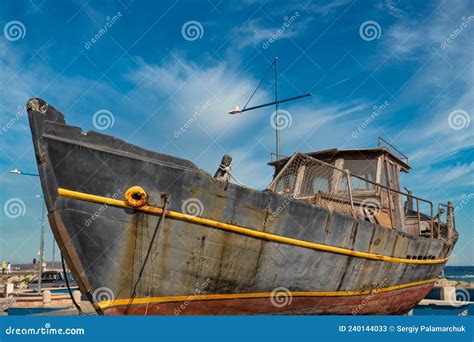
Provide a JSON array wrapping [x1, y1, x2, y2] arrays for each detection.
[[120, 213, 139, 298]]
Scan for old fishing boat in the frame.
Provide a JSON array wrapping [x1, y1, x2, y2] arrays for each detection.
[[27, 98, 457, 315]]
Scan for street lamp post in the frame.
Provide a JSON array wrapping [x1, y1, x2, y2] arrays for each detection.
[[9, 168, 45, 293], [51, 240, 55, 269], [38, 201, 46, 293]]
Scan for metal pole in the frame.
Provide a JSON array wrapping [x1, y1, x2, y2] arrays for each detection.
[[9, 170, 49, 291], [430, 203, 434, 238], [416, 199, 421, 234], [51, 241, 55, 269], [345, 171, 355, 213], [274, 57, 280, 159], [38, 203, 45, 293]]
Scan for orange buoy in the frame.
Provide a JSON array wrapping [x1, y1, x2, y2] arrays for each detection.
[[124, 186, 148, 208]]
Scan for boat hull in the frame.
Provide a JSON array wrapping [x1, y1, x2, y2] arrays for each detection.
[[103, 281, 435, 315], [27, 99, 453, 315]]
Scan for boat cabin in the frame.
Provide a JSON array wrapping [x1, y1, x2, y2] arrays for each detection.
[[268, 148, 432, 236]]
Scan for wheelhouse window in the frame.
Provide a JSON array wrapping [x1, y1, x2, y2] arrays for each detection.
[[274, 172, 297, 194], [272, 159, 336, 196], [381, 160, 398, 190], [298, 162, 334, 197], [339, 159, 377, 191]]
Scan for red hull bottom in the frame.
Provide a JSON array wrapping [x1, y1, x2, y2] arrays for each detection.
[[102, 283, 433, 315]]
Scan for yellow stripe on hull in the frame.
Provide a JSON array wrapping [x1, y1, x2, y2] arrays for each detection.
[[57, 188, 449, 265], [97, 278, 437, 309]]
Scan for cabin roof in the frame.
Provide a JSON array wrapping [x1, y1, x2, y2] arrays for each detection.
[[268, 147, 411, 171]]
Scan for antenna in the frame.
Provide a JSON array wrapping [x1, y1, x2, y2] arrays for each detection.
[[227, 58, 312, 160], [274, 57, 280, 159]]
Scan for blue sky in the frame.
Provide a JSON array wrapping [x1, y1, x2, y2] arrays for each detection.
[[0, 0, 472, 266]]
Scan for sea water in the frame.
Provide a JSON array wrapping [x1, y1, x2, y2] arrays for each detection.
[[443, 266, 474, 283], [413, 265, 473, 315]]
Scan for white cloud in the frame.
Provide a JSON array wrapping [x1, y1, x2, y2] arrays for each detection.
[[305, 0, 353, 16], [232, 21, 283, 49], [403, 162, 474, 194], [262, 99, 370, 151], [231, 11, 309, 49], [384, 23, 427, 58], [125, 53, 271, 138], [374, 0, 473, 175], [376, 0, 409, 20]]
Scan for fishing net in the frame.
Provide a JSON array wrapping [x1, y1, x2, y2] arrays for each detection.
[[268, 153, 355, 216]]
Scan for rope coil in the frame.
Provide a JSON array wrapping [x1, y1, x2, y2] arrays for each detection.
[[219, 164, 246, 188]]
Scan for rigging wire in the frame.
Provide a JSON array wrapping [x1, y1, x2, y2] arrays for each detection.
[[242, 59, 276, 111], [61, 254, 83, 314], [124, 195, 169, 315]]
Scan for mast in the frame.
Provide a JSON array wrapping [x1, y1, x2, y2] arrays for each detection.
[[274, 57, 280, 159], [227, 58, 312, 161]]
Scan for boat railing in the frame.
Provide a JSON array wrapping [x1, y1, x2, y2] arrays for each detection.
[[436, 203, 456, 243], [377, 136, 409, 164], [347, 171, 435, 235], [270, 152, 288, 162], [268, 153, 454, 242]]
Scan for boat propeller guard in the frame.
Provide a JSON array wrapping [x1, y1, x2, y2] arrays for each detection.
[[124, 186, 148, 208]]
